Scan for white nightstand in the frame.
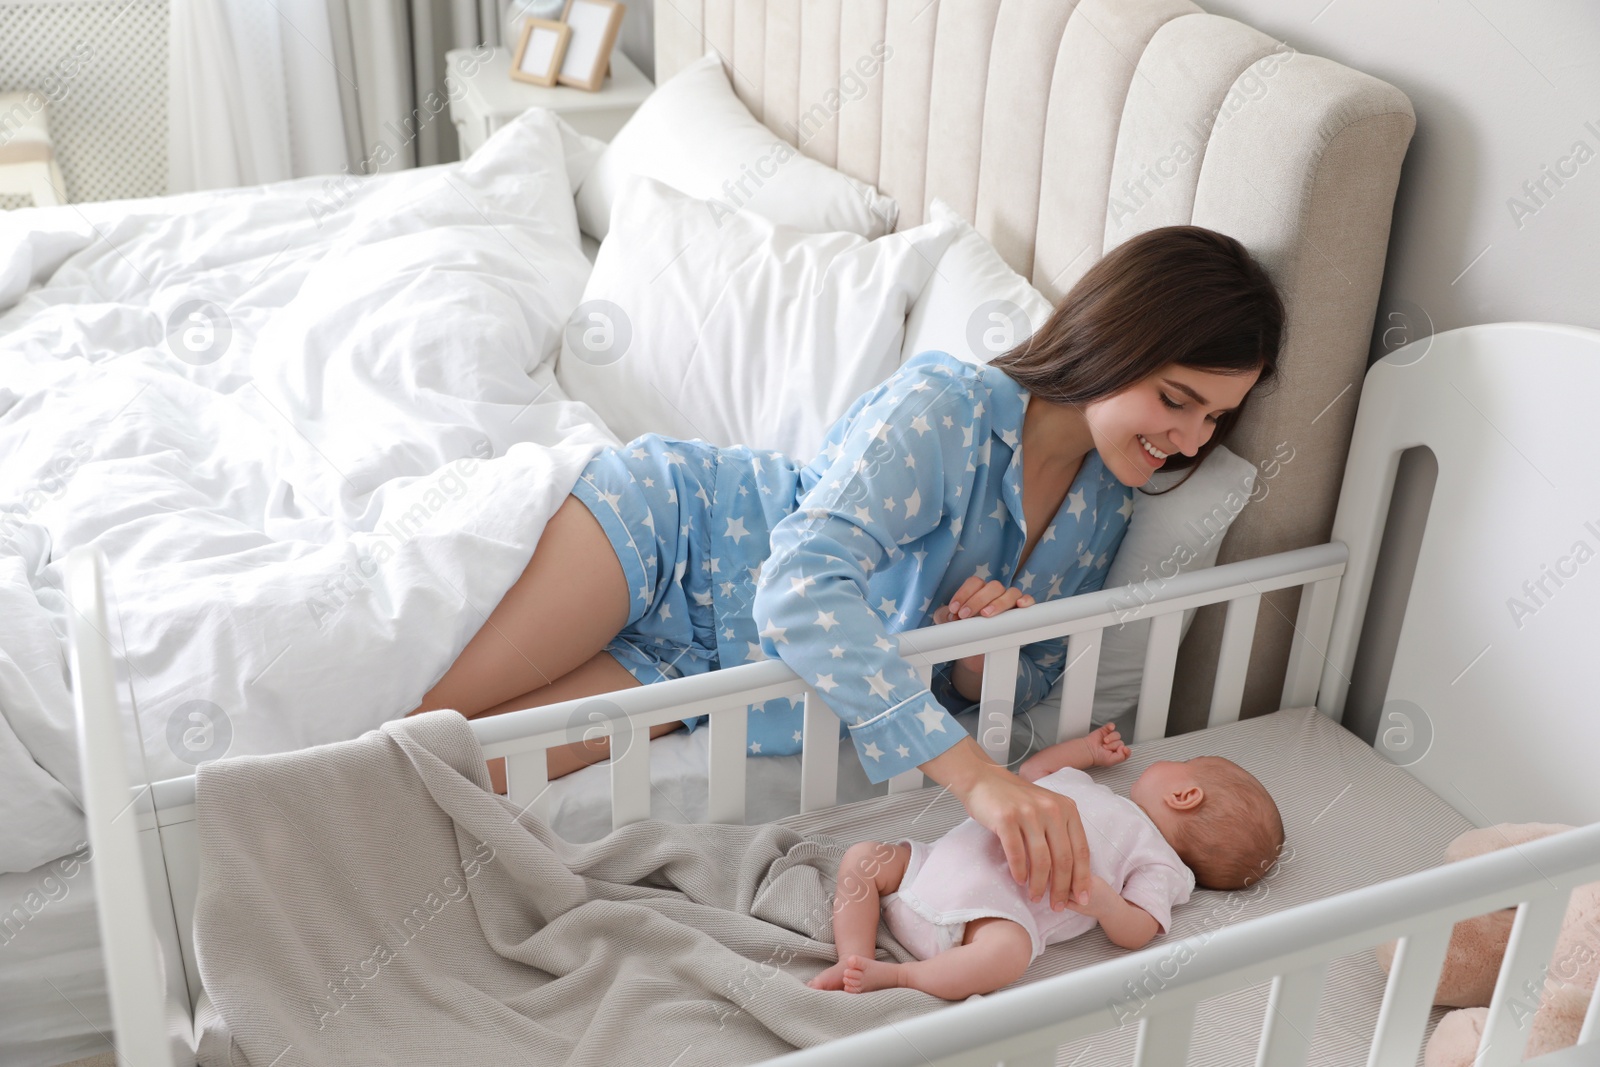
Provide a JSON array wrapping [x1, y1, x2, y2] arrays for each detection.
[[447, 46, 653, 156]]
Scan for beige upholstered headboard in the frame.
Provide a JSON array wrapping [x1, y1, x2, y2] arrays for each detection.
[[657, 0, 1414, 731]]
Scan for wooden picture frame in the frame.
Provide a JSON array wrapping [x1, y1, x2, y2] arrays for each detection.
[[556, 0, 625, 92], [510, 18, 571, 87]]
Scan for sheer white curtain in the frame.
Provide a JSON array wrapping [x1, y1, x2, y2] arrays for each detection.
[[167, 0, 497, 193]]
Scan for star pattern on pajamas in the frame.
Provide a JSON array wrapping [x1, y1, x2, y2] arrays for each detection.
[[572, 352, 1131, 781], [743, 351, 1132, 781]]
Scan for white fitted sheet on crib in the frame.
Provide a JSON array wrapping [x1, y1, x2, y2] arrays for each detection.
[[779, 706, 1472, 1067]]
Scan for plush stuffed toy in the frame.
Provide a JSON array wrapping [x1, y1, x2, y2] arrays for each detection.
[[1374, 823, 1599, 1066]]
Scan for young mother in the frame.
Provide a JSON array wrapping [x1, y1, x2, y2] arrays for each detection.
[[412, 224, 1283, 914]]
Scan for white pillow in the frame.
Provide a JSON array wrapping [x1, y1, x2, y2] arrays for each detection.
[[900, 198, 1055, 366], [555, 175, 959, 459], [552, 111, 607, 193], [1085, 447, 1260, 726], [574, 54, 898, 242]]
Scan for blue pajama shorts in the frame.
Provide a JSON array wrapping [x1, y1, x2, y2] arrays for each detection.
[[569, 433, 846, 754], [570, 436, 724, 725]]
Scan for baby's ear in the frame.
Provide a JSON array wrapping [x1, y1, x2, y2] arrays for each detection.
[[1164, 784, 1204, 811]]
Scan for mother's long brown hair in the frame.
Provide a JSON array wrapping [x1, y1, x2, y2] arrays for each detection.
[[993, 225, 1284, 489]]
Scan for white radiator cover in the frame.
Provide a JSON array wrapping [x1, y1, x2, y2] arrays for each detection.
[[0, 0, 168, 204]]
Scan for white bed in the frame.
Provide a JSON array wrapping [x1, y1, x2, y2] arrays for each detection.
[[0, 0, 1507, 1063], [0, 108, 618, 1065]]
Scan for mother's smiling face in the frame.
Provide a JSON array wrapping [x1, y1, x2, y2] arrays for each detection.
[[1085, 363, 1262, 488]]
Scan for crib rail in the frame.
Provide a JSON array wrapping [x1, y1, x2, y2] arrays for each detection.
[[763, 820, 1600, 1067], [123, 540, 1349, 1048], [471, 541, 1348, 825]]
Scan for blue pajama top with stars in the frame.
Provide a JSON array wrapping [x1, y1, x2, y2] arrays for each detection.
[[568, 349, 1132, 784]]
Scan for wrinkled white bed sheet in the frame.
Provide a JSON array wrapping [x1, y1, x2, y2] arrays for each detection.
[[0, 109, 619, 874]]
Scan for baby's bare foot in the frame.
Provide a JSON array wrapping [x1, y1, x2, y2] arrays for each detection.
[[808, 961, 849, 991], [842, 954, 904, 993]]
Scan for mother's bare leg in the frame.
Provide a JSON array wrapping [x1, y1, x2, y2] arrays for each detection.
[[408, 494, 681, 779], [474, 649, 683, 781], [412, 495, 629, 717]]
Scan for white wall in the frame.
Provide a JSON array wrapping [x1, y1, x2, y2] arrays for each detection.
[[613, 0, 655, 83], [1200, 0, 1600, 356], [0, 0, 169, 203]]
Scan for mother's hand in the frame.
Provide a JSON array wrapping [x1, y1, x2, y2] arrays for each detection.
[[919, 736, 1091, 910], [932, 577, 1035, 677], [934, 576, 1037, 622]]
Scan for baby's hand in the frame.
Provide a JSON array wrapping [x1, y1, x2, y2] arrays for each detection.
[[1016, 724, 1130, 781], [1085, 723, 1131, 767]]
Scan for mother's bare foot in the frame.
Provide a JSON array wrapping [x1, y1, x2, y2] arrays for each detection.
[[842, 954, 905, 993]]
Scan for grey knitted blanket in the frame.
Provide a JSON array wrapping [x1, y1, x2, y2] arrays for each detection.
[[192, 710, 935, 1066]]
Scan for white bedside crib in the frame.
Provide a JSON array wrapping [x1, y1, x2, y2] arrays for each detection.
[[69, 322, 1600, 1066]]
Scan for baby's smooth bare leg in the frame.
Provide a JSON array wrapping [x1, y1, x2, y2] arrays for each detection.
[[845, 916, 1032, 999], [809, 841, 911, 991]]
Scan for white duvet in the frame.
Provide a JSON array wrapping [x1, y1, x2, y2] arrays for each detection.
[[0, 110, 618, 873]]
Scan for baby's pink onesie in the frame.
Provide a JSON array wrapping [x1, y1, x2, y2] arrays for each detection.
[[882, 767, 1195, 961]]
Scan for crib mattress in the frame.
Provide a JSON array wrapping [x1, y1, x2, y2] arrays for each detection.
[[779, 706, 1473, 1067]]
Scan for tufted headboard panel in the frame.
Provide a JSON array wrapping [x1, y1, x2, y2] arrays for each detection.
[[657, 0, 1415, 730]]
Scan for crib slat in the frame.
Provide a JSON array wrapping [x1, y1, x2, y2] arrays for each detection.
[[1280, 576, 1340, 708], [979, 645, 1020, 766], [887, 768, 924, 794], [799, 687, 839, 813], [1256, 962, 1326, 1067], [1208, 593, 1261, 727], [1057, 627, 1102, 743], [1134, 612, 1183, 743], [1580, 980, 1600, 1045], [706, 706, 748, 824], [1365, 919, 1452, 1067], [1475, 891, 1571, 1067], [610, 717, 651, 831], [504, 752, 550, 818], [1133, 1001, 1196, 1066]]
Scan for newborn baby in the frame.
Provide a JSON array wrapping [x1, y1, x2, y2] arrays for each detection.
[[809, 724, 1285, 999]]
